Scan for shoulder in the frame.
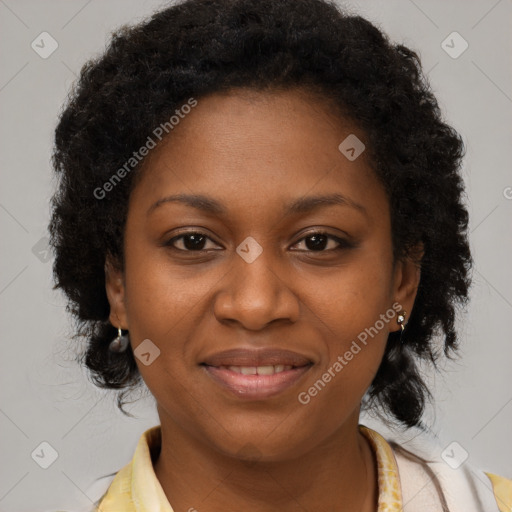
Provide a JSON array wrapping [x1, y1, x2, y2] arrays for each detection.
[[359, 423, 511, 512], [485, 472, 512, 512], [87, 425, 163, 511], [390, 436, 511, 512], [87, 464, 132, 510]]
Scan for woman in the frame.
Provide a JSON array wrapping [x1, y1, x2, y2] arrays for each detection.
[[48, 0, 511, 510]]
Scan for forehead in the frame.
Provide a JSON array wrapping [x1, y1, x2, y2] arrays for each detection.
[[129, 88, 386, 221]]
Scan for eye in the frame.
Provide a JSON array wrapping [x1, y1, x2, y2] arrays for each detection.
[[290, 231, 350, 252], [164, 230, 351, 253], [165, 231, 221, 251]]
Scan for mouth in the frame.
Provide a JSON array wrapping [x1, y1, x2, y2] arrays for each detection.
[[200, 348, 314, 400]]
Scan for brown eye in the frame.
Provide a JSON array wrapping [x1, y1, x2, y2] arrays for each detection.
[[291, 232, 350, 252], [165, 232, 220, 251]]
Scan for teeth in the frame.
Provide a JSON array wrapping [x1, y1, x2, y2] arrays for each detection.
[[225, 365, 294, 375], [256, 365, 275, 375]]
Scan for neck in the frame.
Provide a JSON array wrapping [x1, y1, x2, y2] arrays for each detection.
[[153, 411, 378, 512]]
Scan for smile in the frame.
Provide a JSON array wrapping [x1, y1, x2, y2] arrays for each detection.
[[222, 364, 293, 375], [202, 363, 313, 400]]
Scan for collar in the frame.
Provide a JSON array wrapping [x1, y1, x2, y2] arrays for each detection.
[[359, 425, 403, 510], [97, 424, 403, 511]]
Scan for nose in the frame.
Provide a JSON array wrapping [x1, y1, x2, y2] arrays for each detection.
[[213, 249, 300, 331]]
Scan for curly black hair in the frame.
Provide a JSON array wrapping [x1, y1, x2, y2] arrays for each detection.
[[48, 0, 472, 429]]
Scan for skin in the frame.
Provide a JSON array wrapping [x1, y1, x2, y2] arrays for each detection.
[[105, 87, 421, 512]]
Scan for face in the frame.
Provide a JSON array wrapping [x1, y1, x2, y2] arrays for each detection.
[[106, 88, 420, 461]]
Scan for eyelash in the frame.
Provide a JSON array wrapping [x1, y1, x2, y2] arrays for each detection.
[[164, 231, 352, 253]]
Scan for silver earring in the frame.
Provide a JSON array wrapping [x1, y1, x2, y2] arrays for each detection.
[[109, 327, 129, 353], [397, 311, 407, 344]]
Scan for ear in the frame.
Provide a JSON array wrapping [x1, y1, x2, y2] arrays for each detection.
[[104, 254, 128, 329], [391, 244, 423, 332]]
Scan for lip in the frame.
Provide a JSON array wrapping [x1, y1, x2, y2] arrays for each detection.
[[202, 364, 312, 400], [201, 348, 314, 400], [201, 348, 313, 368]]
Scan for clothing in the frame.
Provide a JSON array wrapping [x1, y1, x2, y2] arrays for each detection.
[[87, 424, 511, 512]]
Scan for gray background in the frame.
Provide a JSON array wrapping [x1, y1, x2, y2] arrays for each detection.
[[0, 0, 511, 510]]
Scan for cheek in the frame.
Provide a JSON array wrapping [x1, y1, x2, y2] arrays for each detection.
[[120, 242, 204, 387], [303, 241, 394, 403], [122, 237, 206, 337], [296, 301, 390, 440], [316, 241, 395, 346]]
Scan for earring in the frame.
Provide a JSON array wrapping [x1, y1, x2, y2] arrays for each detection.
[[397, 311, 407, 344], [109, 327, 129, 353]]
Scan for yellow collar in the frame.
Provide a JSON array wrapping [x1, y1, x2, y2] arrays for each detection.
[[96, 424, 511, 511], [97, 424, 404, 511], [359, 425, 403, 510]]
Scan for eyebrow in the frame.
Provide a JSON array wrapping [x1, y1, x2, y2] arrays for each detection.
[[147, 192, 367, 217]]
